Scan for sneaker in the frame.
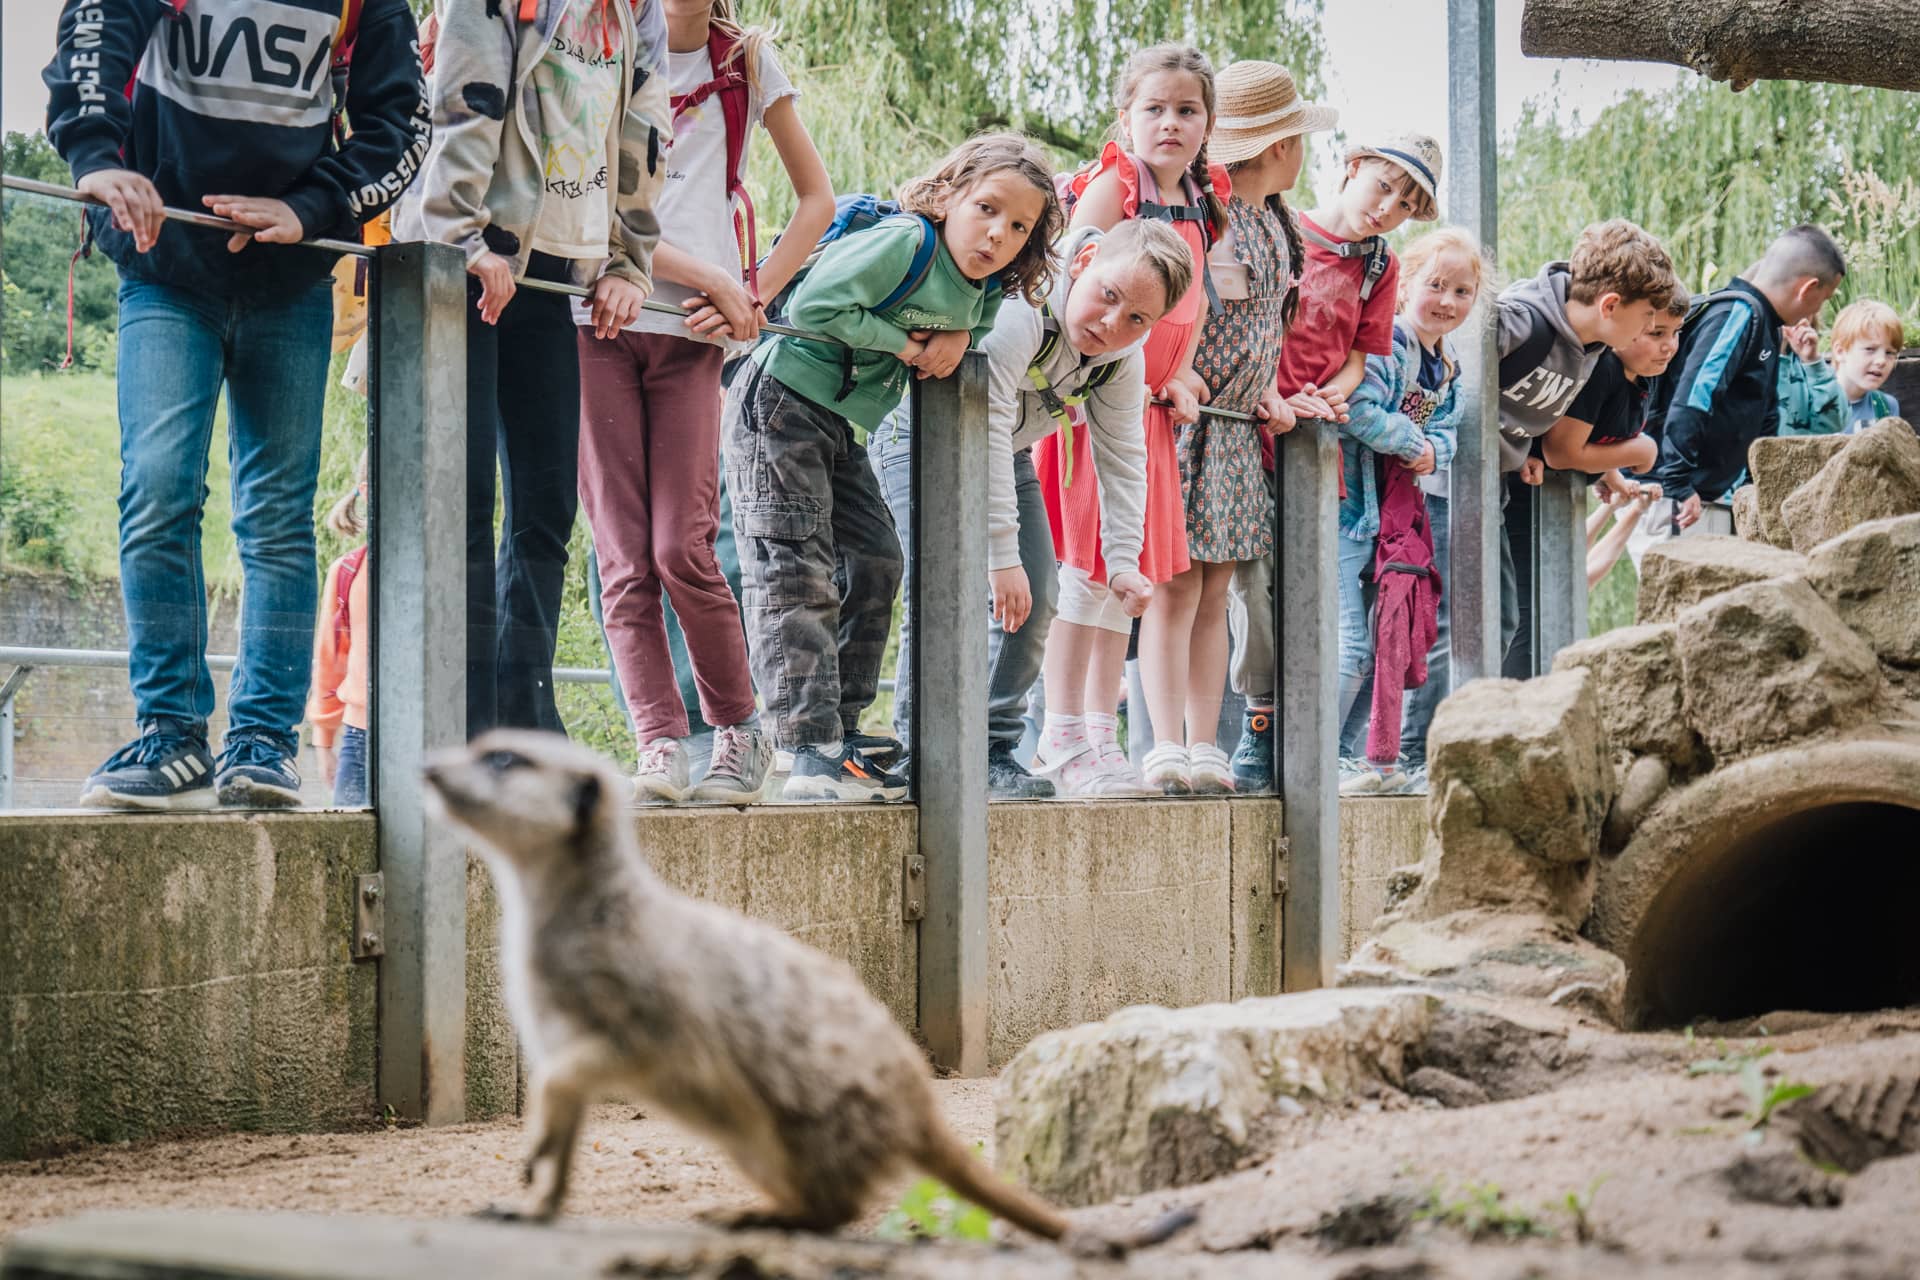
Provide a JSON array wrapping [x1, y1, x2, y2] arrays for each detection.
[[1141, 741, 1193, 796], [781, 742, 908, 802], [1188, 742, 1236, 794], [686, 724, 772, 805], [1229, 707, 1275, 791], [843, 732, 904, 769], [1339, 761, 1408, 796], [1033, 738, 1113, 797], [632, 737, 690, 805], [1086, 722, 1154, 796], [215, 733, 303, 809], [987, 743, 1054, 799], [1395, 762, 1430, 796], [79, 721, 216, 811]]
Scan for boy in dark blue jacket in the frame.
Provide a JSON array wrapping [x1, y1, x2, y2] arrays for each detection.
[[1650, 224, 1846, 532], [44, 0, 430, 809]]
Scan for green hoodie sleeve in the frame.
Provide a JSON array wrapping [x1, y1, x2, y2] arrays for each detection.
[[969, 287, 1005, 346], [786, 219, 926, 355]]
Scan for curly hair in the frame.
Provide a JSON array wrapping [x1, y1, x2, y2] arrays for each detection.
[[1568, 219, 1676, 309], [894, 132, 1063, 307]]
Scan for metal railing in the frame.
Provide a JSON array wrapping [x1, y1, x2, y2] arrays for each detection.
[[2, 163, 1579, 1097]]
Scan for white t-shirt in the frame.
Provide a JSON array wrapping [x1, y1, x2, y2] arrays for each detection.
[[572, 40, 797, 341], [530, 1, 626, 259]]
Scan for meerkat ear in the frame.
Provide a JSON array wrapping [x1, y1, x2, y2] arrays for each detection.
[[572, 772, 603, 834]]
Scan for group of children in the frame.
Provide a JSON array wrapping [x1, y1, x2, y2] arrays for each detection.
[[46, 0, 1904, 812]]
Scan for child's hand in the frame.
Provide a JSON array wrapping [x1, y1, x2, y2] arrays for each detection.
[[1675, 492, 1703, 529], [1316, 381, 1352, 422], [989, 566, 1032, 633], [1641, 481, 1663, 502], [1255, 386, 1297, 436], [467, 251, 517, 325], [1159, 376, 1201, 425], [1283, 389, 1335, 422], [203, 194, 305, 254], [77, 168, 165, 252], [683, 267, 761, 343], [1404, 439, 1437, 476], [1521, 456, 1546, 486], [1784, 321, 1820, 362], [588, 274, 647, 339], [1110, 571, 1153, 617], [910, 329, 971, 379], [898, 331, 930, 365], [1595, 470, 1633, 504]]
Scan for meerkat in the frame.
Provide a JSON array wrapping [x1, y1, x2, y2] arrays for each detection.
[[422, 729, 1193, 1252]]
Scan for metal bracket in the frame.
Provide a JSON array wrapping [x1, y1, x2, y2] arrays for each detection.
[[901, 854, 926, 922], [353, 873, 386, 960], [1272, 836, 1291, 898]]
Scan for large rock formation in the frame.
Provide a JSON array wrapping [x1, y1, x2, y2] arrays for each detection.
[[1806, 512, 1920, 689], [1778, 419, 1920, 551], [1634, 534, 1809, 624], [1746, 433, 1850, 549]]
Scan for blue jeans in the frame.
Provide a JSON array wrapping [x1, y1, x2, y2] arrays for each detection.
[[115, 277, 332, 753], [1335, 531, 1378, 758], [869, 404, 1057, 753], [334, 724, 369, 806], [1400, 493, 1450, 765]]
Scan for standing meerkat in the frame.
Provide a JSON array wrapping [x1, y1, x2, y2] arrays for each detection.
[[423, 729, 1191, 1251]]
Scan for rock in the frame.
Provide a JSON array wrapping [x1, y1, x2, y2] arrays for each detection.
[[1779, 419, 1920, 552], [1403, 1066, 1491, 1109], [1730, 483, 1761, 541], [1413, 1000, 1581, 1100], [1748, 433, 1850, 549], [1721, 1150, 1846, 1208], [1553, 624, 1702, 770], [1675, 577, 1883, 759], [1603, 754, 1671, 851], [1635, 535, 1809, 625], [1805, 512, 1920, 675], [994, 989, 1435, 1206], [1340, 909, 1627, 1026], [1313, 1192, 1419, 1249]]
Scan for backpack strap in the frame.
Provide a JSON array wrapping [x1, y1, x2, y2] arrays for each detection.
[[835, 215, 939, 402], [1026, 302, 1122, 489], [1300, 221, 1389, 301], [672, 24, 759, 300], [1496, 300, 1559, 389], [1128, 153, 1222, 314]]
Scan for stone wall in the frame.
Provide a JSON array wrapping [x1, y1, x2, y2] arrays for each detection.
[[2, 796, 1426, 1154]]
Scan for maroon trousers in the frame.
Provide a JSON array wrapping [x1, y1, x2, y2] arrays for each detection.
[[577, 329, 756, 741]]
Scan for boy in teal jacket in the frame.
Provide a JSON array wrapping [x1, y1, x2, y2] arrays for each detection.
[[720, 134, 1058, 801]]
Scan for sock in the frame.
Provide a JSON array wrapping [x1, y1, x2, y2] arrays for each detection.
[[1042, 713, 1085, 755], [1084, 711, 1120, 754]]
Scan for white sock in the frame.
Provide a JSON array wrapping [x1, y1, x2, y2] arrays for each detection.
[[1042, 713, 1085, 753]]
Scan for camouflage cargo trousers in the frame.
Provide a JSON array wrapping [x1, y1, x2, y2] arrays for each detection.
[[722, 363, 905, 750]]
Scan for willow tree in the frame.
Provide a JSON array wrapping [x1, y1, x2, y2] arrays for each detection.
[[1499, 76, 1920, 325]]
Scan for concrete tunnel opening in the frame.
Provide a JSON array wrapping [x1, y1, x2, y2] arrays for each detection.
[[1628, 800, 1920, 1030]]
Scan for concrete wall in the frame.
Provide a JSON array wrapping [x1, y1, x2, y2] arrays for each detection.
[[2, 795, 1423, 1153], [1339, 797, 1426, 958], [0, 811, 378, 1158]]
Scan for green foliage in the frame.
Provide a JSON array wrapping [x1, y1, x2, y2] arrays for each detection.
[[1686, 1041, 1773, 1076], [1417, 1180, 1555, 1242], [0, 452, 83, 577], [1501, 79, 1920, 326], [875, 1173, 994, 1242], [3, 131, 121, 375], [1684, 1042, 1812, 1145]]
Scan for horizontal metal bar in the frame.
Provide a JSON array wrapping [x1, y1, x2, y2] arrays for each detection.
[[0, 646, 892, 693], [4, 174, 374, 257]]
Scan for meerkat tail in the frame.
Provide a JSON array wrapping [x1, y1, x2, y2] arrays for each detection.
[[914, 1124, 1071, 1242]]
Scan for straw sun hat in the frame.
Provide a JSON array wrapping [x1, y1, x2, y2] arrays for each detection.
[[1208, 61, 1338, 166]]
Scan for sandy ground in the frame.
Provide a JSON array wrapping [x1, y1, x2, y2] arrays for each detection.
[[4, 1012, 1918, 1278]]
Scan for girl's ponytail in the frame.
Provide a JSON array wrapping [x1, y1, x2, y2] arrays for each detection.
[[709, 0, 776, 98], [1269, 191, 1304, 334]]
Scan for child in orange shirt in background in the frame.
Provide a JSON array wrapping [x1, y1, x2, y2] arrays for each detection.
[[308, 453, 370, 806]]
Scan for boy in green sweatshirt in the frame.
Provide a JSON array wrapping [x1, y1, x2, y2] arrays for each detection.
[[721, 134, 1058, 802]]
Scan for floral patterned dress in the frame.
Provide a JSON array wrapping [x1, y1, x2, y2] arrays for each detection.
[[1177, 196, 1291, 564]]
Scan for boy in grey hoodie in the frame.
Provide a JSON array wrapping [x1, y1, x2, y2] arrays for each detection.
[[1491, 219, 1675, 658]]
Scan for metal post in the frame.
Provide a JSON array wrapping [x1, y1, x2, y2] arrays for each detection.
[[1534, 471, 1588, 665], [1277, 421, 1341, 991], [370, 240, 470, 1125], [1447, 0, 1503, 685], [0, 667, 30, 810], [912, 354, 990, 1075]]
